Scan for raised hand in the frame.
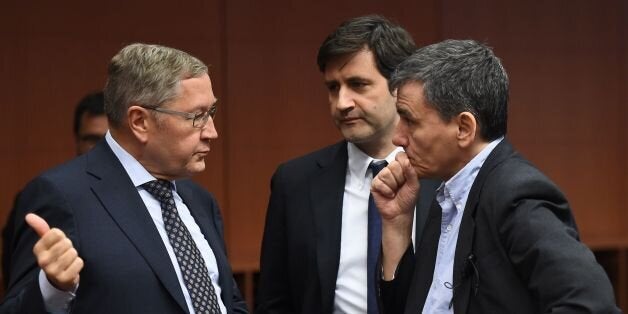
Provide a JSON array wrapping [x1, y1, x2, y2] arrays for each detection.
[[25, 213, 83, 292], [371, 152, 420, 220], [370, 152, 421, 279]]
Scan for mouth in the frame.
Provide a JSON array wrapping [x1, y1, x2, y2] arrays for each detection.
[[339, 117, 362, 124]]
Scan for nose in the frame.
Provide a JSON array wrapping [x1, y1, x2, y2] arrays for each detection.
[[334, 86, 355, 112], [392, 120, 408, 148], [200, 119, 218, 140]]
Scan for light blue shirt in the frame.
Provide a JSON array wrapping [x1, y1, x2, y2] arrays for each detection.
[[422, 137, 503, 314], [40, 132, 226, 314]]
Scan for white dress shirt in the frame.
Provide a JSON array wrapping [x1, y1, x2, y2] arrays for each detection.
[[333, 143, 404, 313]]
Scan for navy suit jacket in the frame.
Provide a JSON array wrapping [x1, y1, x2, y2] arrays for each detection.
[[1, 140, 248, 314], [256, 141, 439, 314], [381, 139, 619, 313]]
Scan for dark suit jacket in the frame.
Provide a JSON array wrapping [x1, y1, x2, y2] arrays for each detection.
[[381, 139, 619, 314], [256, 141, 439, 314], [0, 140, 248, 314]]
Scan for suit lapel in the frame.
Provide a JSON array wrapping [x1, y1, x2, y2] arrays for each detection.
[[86, 141, 189, 313], [405, 199, 442, 313], [451, 139, 514, 311], [177, 183, 233, 309], [414, 179, 441, 251], [452, 205, 476, 313], [310, 142, 348, 312]]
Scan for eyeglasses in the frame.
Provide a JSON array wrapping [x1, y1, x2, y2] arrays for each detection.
[[142, 105, 217, 128]]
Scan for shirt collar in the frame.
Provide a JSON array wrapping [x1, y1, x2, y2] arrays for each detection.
[[437, 137, 504, 213], [347, 142, 404, 188], [105, 131, 176, 190]]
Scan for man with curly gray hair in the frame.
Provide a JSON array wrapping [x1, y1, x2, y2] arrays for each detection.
[[1, 43, 248, 314]]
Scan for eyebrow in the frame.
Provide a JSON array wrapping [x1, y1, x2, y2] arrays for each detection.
[[397, 105, 415, 119], [191, 99, 218, 113], [324, 76, 372, 85], [206, 98, 219, 108], [346, 76, 372, 83]]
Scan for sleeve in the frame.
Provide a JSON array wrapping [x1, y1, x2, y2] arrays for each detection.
[[255, 166, 295, 314], [38, 270, 77, 313], [379, 244, 415, 314], [206, 191, 249, 314], [0, 176, 79, 314], [492, 171, 620, 313]]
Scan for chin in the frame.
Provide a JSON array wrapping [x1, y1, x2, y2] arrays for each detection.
[[412, 164, 430, 178], [187, 161, 206, 175], [342, 130, 374, 144]]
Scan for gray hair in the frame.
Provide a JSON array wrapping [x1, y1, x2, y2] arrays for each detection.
[[390, 39, 509, 141], [104, 43, 208, 128]]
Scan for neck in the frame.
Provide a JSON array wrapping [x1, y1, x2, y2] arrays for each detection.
[[444, 138, 491, 180], [354, 139, 397, 159], [110, 127, 143, 161]]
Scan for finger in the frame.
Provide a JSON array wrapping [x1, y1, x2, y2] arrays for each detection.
[[25, 213, 50, 238], [394, 151, 408, 163], [371, 175, 396, 198], [376, 161, 405, 194], [33, 228, 67, 254], [401, 156, 419, 187], [55, 247, 80, 272], [37, 237, 73, 267], [373, 165, 402, 196], [386, 160, 406, 187], [57, 257, 84, 286], [42, 251, 78, 285]]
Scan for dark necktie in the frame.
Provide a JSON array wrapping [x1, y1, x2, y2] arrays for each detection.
[[367, 160, 388, 314], [142, 180, 221, 314]]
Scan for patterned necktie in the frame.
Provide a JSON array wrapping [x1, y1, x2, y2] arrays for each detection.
[[142, 180, 221, 314], [367, 160, 388, 314]]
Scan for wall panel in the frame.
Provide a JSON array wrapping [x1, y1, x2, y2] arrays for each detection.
[[441, 0, 628, 245], [223, 0, 441, 268]]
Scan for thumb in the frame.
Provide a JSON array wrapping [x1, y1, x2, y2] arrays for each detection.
[[25, 213, 50, 238]]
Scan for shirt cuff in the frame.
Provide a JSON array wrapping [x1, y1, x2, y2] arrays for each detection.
[[38, 269, 77, 314], [381, 241, 414, 281]]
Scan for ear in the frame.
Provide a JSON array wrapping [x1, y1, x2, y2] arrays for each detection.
[[127, 105, 152, 144], [455, 112, 478, 148], [390, 87, 398, 98]]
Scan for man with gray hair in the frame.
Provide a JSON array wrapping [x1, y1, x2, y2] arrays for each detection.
[[1, 43, 248, 314], [372, 39, 618, 313]]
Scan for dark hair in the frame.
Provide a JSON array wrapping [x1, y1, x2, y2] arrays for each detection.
[[317, 15, 416, 79], [73, 91, 105, 137], [389, 39, 509, 141]]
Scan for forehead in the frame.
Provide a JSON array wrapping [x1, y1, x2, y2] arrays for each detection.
[[397, 81, 450, 124], [174, 74, 216, 107], [323, 49, 382, 80], [397, 81, 426, 108]]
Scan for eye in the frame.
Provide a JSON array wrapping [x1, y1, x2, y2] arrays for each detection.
[[326, 82, 339, 93], [397, 109, 415, 125], [208, 105, 217, 118], [350, 81, 367, 88], [347, 79, 370, 91]]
